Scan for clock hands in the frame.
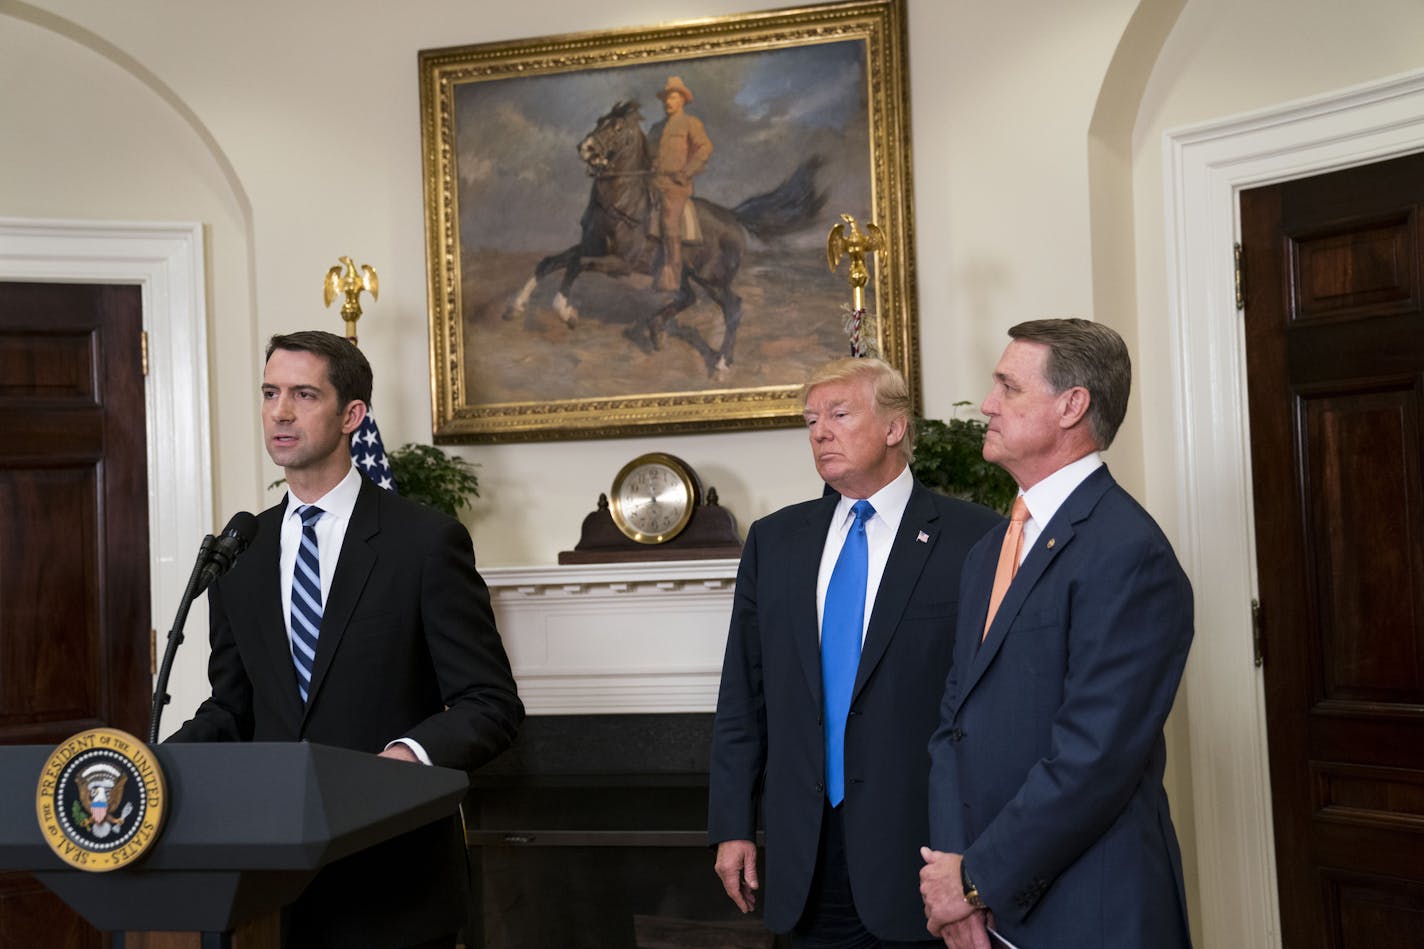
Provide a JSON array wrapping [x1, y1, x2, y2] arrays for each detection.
[[609, 453, 701, 543]]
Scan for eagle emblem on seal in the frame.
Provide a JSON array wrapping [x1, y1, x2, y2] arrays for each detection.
[[72, 762, 133, 838]]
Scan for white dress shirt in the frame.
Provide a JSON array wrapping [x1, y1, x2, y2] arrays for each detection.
[[816, 464, 914, 644], [279, 464, 362, 628], [1016, 452, 1104, 564]]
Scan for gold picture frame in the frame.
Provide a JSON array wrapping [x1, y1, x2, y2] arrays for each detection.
[[419, 0, 916, 442]]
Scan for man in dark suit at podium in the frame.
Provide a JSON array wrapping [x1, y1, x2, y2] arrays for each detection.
[[709, 357, 1001, 946], [170, 331, 523, 949]]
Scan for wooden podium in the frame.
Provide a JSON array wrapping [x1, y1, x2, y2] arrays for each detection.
[[1, 742, 468, 948]]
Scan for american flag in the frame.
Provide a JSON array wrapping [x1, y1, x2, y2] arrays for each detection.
[[351, 408, 399, 493]]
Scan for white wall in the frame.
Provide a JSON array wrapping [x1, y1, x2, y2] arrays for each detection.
[[0, 5, 262, 511], [1133, 0, 1424, 533], [0, 0, 1141, 750], [7, 0, 1424, 943], [1, 0, 1147, 563]]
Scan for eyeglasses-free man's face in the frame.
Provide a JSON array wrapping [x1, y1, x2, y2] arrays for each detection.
[[261, 348, 363, 485]]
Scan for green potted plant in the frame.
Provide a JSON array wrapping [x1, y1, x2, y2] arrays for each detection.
[[385, 443, 480, 517], [910, 404, 1016, 514]]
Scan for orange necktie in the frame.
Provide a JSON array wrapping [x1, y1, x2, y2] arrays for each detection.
[[983, 496, 1030, 639]]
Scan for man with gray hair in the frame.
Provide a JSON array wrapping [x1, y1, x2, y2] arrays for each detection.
[[710, 357, 1000, 947], [920, 319, 1193, 949]]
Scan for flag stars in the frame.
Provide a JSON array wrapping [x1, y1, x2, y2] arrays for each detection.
[[349, 412, 398, 494]]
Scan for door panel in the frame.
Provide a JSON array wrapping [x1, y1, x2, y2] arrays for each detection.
[[1243, 151, 1424, 949], [0, 281, 152, 948], [1301, 382, 1423, 703]]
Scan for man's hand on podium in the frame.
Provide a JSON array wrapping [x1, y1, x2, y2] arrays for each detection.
[[379, 743, 420, 763]]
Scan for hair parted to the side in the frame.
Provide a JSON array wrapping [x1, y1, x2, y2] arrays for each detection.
[[802, 357, 916, 462], [1007, 318, 1131, 449], [265, 330, 373, 410]]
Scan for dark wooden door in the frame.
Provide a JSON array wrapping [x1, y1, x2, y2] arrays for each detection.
[[1242, 152, 1424, 948], [0, 282, 152, 949]]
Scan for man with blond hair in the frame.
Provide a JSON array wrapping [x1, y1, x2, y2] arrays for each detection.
[[710, 357, 1001, 947]]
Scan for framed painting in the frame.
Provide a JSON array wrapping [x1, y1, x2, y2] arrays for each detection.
[[419, 0, 917, 442]]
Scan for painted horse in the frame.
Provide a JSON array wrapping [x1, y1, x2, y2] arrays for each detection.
[[506, 100, 827, 378]]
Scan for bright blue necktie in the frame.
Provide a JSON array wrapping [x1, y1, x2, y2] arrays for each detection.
[[290, 504, 325, 703], [822, 499, 874, 806]]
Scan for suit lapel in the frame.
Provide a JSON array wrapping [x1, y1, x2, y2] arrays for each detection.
[[792, 495, 839, 708], [302, 476, 379, 721], [956, 467, 1116, 705], [852, 482, 939, 701]]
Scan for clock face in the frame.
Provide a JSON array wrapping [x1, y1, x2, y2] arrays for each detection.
[[610, 454, 699, 544]]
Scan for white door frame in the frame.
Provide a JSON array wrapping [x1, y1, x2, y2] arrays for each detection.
[[0, 217, 212, 709], [1163, 69, 1424, 949]]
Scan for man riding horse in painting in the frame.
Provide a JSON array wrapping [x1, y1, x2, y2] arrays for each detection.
[[648, 76, 713, 292], [506, 92, 826, 379]]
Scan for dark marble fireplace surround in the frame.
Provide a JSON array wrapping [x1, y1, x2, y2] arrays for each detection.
[[465, 713, 784, 949]]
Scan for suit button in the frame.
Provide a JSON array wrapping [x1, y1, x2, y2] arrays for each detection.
[[814, 782, 824, 794], [950, 728, 966, 741]]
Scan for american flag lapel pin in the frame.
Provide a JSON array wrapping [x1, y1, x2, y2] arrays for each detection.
[[916, 531, 929, 544]]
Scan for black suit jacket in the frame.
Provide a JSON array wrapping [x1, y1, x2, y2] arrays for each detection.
[[171, 474, 524, 946], [708, 479, 1001, 939]]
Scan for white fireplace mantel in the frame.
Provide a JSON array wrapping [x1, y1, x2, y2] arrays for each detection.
[[482, 560, 740, 716]]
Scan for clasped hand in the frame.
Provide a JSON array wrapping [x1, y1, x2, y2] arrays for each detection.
[[919, 847, 993, 949]]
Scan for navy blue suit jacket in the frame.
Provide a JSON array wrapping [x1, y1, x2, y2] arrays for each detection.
[[929, 465, 1193, 948], [710, 479, 1001, 939]]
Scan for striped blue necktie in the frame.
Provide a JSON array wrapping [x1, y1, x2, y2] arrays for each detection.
[[290, 504, 325, 703], [821, 499, 875, 806]]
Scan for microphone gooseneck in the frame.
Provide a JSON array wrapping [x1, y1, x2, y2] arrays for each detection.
[[148, 512, 257, 743]]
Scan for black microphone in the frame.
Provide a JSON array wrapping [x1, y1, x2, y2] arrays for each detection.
[[149, 511, 258, 742], [195, 511, 258, 593]]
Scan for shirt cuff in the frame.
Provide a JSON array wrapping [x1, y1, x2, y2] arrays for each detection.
[[385, 737, 431, 765]]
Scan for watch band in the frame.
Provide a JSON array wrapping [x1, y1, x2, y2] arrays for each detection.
[[961, 860, 987, 910]]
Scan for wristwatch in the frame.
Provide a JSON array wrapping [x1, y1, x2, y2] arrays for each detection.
[[961, 861, 987, 910]]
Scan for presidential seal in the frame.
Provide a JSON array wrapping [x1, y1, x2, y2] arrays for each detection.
[[35, 728, 167, 872]]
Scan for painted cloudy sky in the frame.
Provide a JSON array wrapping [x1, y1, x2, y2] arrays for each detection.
[[453, 39, 873, 254]]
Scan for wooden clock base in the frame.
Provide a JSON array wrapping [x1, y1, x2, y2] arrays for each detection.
[[558, 491, 742, 564]]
